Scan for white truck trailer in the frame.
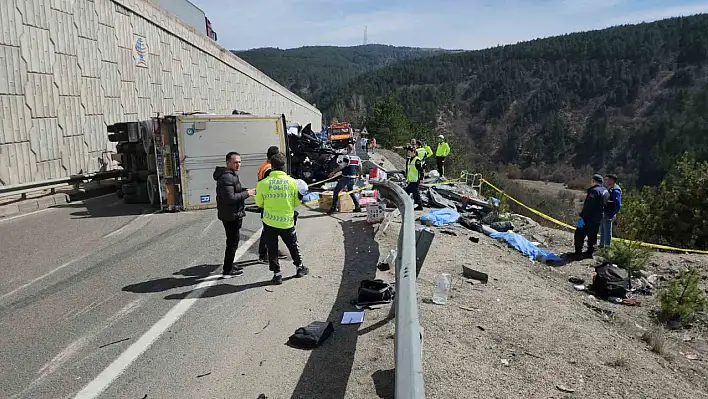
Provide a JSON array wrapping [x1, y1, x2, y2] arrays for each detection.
[[108, 114, 288, 211]]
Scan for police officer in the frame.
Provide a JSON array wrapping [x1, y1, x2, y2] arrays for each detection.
[[255, 152, 309, 285], [435, 135, 451, 177], [256, 146, 287, 263], [405, 145, 424, 211], [327, 154, 363, 215]]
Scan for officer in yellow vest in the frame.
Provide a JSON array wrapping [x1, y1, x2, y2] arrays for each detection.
[[255, 152, 309, 285], [405, 146, 424, 210], [435, 135, 451, 177]]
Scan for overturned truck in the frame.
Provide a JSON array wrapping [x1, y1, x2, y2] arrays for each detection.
[[108, 114, 340, 211]]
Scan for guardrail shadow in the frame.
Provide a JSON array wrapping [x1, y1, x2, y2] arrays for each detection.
[[290, 218, 380, 399]]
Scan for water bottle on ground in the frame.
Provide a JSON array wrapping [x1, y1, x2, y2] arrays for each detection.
[[432, 273, 451, 305]]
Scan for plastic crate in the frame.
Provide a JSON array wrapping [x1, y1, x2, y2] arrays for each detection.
[[366, 201, 386, 224]]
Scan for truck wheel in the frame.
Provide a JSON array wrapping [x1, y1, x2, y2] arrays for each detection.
[[122, 182, 137, 195], [146, 153, 157, 173], [147, 175, 160, 207], [140, 121, 154, 154]]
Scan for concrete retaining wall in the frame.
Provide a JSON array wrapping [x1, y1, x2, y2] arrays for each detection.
[[0, 0, 322, 187]]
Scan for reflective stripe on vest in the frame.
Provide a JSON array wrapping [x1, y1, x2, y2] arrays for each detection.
[[342, 155, 360, 178], [407, 156, 421, 182]]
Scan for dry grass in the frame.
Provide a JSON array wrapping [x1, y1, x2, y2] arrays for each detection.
[[642, 328, 672, 360], [606, 353, 630, 368]]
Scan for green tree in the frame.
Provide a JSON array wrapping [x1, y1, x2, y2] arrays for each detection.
[[365, 97, 411, 147]]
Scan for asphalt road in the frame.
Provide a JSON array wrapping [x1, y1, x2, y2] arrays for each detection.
[[0, 193, 385, 399]]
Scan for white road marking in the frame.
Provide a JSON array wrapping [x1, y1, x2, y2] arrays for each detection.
[[103, 211, 156, 239], [73, 228, 262, 399], [198, 219, 217, 239], [0, 254, 90, 302], [0, 208, 53, 224]]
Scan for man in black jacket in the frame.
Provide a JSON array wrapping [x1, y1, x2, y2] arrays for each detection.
[[213, 151, 254, 277], [574, 174, 609, 257]]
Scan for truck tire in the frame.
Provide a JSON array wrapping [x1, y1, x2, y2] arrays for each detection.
[[147, 175, 160, 207], [140, 121, 154, 154], [122, 182, 137, 195], [146, 153, 157, 173], [124, 183, 149, 204]]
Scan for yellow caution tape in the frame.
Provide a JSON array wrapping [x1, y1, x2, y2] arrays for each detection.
[[480, 178, 708, 255], [306, 173, 340, 187]]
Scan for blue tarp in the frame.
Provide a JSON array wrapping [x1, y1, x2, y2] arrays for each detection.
[[419, 208, 460, 226], [302, 192, 320, 202], [489, 231, 562, 263]]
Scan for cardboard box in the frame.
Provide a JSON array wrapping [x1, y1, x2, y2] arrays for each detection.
[[319, 190, 357, 212]]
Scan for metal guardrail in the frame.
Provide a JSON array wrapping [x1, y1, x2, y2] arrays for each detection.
[[0, 171, 121, 199], [370, 178, 426, 399]]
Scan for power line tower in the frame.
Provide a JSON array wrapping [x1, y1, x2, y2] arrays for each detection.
[[364, 25, 368, 45]]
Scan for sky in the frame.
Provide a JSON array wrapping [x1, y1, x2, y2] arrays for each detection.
[[193, 0, 708, 51]]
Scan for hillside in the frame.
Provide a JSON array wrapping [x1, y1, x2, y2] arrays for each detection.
[[320, 14, 708, 187], [233, 45, 450, 105]]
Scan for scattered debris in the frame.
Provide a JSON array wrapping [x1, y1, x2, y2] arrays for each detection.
[[255, 320, 271, 335], [524, 351, 543, 359], [622, 297, 642, 306], [568, 276, 585, 285], [686, 353, 700, 361], [440, 229, 458, 236], [196, 372, 211, 378], [468, 236, 479, 243], [477, 325, 485, 331], [257, 394, 268, 399], [98, 337, 130, 349], [459, 305, 479, 312], [556, 384, 575, 393], [462, 265, 489, 284], [573, 284, 586, 291], [265, 288, 274, 293], [501, 359, 510, 366], [288, 321, 334, 349]]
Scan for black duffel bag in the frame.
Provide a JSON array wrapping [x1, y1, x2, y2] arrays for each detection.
[[591, 262, 631, 299]]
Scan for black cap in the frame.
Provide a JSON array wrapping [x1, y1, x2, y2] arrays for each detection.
[[592, 174, 603, 184], [605, 173, 618, 181]]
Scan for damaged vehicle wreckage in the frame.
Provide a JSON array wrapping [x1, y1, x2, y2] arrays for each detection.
[[107, 113, 346, 210]]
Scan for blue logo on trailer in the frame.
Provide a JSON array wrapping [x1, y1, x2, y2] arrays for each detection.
[[200, 195, 210, 204], [186, 127, 195, 136]]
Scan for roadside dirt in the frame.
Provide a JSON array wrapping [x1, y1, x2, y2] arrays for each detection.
[[368, 150, 708, 399]]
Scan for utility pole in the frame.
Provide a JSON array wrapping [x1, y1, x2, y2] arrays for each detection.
[[364, 25, 368, 45]]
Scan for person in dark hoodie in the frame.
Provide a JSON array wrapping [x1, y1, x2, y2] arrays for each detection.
[[574, 174, 609, 257], [213, 152, 254, 277], [600, 173, 622, 248]]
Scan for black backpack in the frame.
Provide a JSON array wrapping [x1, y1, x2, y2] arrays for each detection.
[[591, 263, 631, 299]]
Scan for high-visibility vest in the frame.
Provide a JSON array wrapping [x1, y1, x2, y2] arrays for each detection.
[[424, 145, 433, 158], [416, 147, 427, 160], [436, 142, 450, 157], [255, 171, 300, 229], [257, 160, 271, 181], [407, 156, 421, 182]]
